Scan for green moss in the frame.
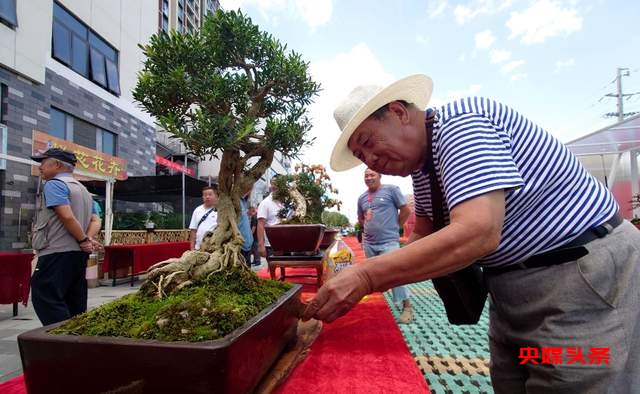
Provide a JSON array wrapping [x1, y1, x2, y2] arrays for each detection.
[[51, 268, 292, 342]]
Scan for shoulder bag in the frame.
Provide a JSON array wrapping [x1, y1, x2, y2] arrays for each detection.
[[424, 109, 488, 325]]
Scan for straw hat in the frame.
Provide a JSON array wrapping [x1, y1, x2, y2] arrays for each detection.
[[330, 74, 433, 172]]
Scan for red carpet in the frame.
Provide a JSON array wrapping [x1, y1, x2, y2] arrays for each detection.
[[0, 375, 24, 394], [260, 236, 429, 393], [0, 237, 429, 393]]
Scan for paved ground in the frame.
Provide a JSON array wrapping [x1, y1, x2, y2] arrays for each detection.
[[0, 260, 267, 383], [385, 280, 493, 394]]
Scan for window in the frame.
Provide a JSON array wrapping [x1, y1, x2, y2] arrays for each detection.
[[0, 0, 17, 28], [49, 108, 68, 139], [1, 84, 7, 125], [98, 129, 117, 156], [49, 108, 117, 155], [160, 0, 169, 32], [52, 2, 120, 95]]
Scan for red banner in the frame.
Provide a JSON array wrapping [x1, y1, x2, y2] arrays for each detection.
[[32, 130, 128, 180], [155, 155, 195, 176]]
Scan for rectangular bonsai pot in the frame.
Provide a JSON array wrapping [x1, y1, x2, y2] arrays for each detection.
[[18, 284, 302, 394], [265, 224, 325, 253]]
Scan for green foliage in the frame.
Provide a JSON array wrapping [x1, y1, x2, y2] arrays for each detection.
[[113, 212, 185, 230], [273, 164, 341, 224], [133, 9, 320, 160], [113, 212, 147, 230], [322, 211, 350, 228], [52, 268, 292, 342]]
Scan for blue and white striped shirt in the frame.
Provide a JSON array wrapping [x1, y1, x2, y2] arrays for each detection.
[[411, 97, 618, 268]]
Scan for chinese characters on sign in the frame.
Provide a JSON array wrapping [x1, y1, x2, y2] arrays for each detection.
[[154, 155, 194, 176], [32, 131, 128, 180], [519, 347, 610, 365]]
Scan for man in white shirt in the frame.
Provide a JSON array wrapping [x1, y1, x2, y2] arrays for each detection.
[[257, 176, 283, 257], [189, 186, 219, 250]]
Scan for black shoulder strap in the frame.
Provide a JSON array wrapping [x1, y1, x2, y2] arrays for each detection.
[[423, 108, 445, 231], [197, 208, 215, 228]]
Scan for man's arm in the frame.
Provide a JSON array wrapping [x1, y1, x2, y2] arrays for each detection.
[[86, 213, 103, 251], [52, 205, 93, 252], [398, 204, 410, 228], [257, 218, 267, 257], [87, 214, 102, 238], [190, 229, 197, 250], [302, 190, 505, 322]]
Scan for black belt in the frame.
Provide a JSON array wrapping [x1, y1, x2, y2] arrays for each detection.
[[484, 213, 623, 276]]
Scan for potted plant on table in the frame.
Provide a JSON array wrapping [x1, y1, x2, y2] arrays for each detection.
[[18, 9, 320, 394], [266, 163, 342, 254]]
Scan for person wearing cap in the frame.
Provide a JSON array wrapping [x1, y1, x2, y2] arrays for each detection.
[[302, 75, 640, 392], [30, 148, 102, 325]]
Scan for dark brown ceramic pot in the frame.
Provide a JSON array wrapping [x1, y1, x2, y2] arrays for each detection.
[[318, 228, 339, 250], [18, 284, 302, 394], [265, 224, 325, 254]]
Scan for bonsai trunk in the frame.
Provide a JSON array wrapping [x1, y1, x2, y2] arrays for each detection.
[[140, 147, 272, 298]]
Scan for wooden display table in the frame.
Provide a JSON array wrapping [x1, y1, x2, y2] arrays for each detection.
[[102, 242, 190, 286], [0, 251, 33, 316]]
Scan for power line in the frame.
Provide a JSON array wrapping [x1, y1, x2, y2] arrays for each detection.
[[602, 67, 640, 121]]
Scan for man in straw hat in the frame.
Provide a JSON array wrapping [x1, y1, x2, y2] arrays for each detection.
[[302, 74, 640, 393]]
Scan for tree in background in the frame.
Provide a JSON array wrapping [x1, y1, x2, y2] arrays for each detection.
[[133, 9, 319, 295], [322, 211, 350, 229]]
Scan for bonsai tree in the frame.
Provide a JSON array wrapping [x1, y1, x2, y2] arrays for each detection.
[[272, 163, 341, 224], [133, 9, 320, 296]]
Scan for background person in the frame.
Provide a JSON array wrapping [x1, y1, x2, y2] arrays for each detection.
[[239, 191, 253, 266], [357, 168, 412, 323], [249, 205, 261, 266], [30, 148, 102, 326], [302, 74, 640, 393], [257, 175, 283, 257], [189, 185, 218, 250]]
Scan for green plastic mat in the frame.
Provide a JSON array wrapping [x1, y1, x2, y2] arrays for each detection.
[[384, 280, 494, 394]]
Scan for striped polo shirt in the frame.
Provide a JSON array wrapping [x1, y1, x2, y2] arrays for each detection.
[[411, 97, 618, 268]]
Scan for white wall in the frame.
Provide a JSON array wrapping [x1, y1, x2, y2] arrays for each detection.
[[0, 0, 51, 83]]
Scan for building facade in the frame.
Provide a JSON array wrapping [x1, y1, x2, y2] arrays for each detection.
[[0, 0, 162, 250], [0, 0, 291, 250]]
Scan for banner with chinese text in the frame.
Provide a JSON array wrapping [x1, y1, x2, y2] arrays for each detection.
[[31, 130, 128, 180]]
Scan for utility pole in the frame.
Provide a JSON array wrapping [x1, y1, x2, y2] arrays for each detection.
[[604, 67, 639, 121]]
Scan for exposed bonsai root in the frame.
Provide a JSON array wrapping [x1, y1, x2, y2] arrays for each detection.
[[140, 226, 250, 299]]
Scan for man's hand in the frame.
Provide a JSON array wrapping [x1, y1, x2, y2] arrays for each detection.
[[259, 244, 266, 257], [89, 238, 103, 252], [301, 264, 373, 322], [79, 239, 94, 253]]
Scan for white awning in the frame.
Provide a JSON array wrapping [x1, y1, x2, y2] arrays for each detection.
[[566, 114, 640, 219], [567, 113, 640, 156]]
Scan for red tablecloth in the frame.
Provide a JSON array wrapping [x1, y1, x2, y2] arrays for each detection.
[[102, 242, 190, 276], [0, 252, 33, 307]]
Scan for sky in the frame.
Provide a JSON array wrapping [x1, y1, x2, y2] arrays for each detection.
[[218, 0, 640, 222]]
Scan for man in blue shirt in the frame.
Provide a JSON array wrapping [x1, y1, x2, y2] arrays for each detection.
[[357, 168, 411, 323], [30, 148, 102, 325], [239, 192, 253, 266]]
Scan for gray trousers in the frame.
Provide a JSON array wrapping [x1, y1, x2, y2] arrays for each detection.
[[486, 220, 640, 394]]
